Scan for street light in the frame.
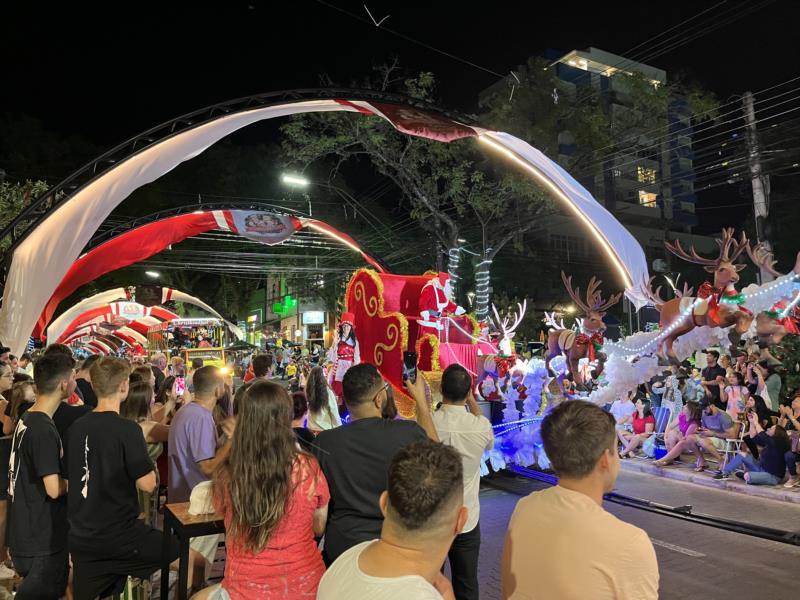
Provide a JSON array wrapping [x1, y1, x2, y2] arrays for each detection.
[[281, 173, 309, 187], [566, 305, 576, 314], [145, 271, 160, 278]]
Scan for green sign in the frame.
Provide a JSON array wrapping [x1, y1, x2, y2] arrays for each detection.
[[272, 295, 298, 315]]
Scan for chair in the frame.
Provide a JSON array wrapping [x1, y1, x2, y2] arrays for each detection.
[[652, 406, 673, 447], [722, 420, 747, 470]]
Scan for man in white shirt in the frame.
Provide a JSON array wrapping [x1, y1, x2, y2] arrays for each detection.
[[432, 364, 494, 600], [502, 400, 659, 600], [609, 392, 636, 430], [318, 440, 465, 600]]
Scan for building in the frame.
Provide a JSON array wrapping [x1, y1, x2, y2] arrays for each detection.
[[482, 47, 718, 324]]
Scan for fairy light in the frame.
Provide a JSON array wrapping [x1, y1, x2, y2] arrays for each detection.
[[779, 289, 800, 318]]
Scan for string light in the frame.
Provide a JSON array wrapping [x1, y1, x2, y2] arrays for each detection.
[[779, 289, 800, 318]]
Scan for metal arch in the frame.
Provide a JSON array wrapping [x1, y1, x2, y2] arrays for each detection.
[[0, 88, 473, 274]]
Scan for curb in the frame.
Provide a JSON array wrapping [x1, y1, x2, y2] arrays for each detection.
[[620, 459, 800, 505]]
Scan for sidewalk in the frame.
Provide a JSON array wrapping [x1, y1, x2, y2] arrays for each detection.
[[620, 456, 800, 505]]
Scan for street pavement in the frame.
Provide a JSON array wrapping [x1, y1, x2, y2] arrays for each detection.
[[474, 471, 800, 600]]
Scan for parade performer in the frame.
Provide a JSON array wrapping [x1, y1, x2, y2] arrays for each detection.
[[327, 312, 361, 398], [417, 273, 466, 336]]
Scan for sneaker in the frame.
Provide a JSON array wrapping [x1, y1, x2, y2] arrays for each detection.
[[784, 477, 800, 489], [713, 472, 731, 480], [735, 472, 745, 480], [0, 563, 17, 579]]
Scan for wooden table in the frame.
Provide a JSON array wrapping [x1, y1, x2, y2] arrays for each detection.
[[161, 502, 225, 600]]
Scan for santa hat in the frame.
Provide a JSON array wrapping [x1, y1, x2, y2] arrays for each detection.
[[437, 272, 449, 287], [339, 312, 355, 326]]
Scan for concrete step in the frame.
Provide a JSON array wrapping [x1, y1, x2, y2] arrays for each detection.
[[620, 457, 800, 505]]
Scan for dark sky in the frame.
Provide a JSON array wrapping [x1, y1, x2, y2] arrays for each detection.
[[3, 0, 797, 143]]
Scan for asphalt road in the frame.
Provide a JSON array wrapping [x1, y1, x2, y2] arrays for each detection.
[[475, 471, 800, 600]]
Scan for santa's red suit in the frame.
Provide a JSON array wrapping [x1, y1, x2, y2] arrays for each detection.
[[418, 273, 465, 336], [327, 312, 360, 399]]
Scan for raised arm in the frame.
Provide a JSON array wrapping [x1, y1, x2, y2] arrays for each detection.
[[404, 375, 439, 442]]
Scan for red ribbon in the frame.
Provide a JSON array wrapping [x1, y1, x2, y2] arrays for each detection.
[[575, 332, 604, 361]]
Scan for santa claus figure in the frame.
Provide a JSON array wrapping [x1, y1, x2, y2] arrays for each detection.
[[327, 312, 361, 399], [418, 273, 466, 337]]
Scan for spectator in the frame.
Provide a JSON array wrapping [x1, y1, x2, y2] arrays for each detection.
[[742, 395, 772, 459], [748, 362, 781, 411], [306, 366, 342, 431], [43, 344, 84, 405], [291, 391, 315, 451], [168, 366, 234, 585], [198, 381, 330, 600], [75, 354, 101, 408], [232, 382, 251, 417], [187, 357, 204, 392], [502, 400, 658, 599], [653, 401, 703, 467], [312, 364, 436, 564], [286, 359, 298, 381], [153, 375, 179, 424], [651, 369, 683, 418], [714, 411, 790, 484], [8, 353, 74, 598], [431, 364, 493, 600], [719, 353, 732, 374], [131, 364, 156, 388], [778, 399, 800, 488], [609, 391, 636, 431], [251, 354, 273, 380], [617, 398, 655, 458], [66, 356, 179, 599], [317, 440, 463, 600], [701, 350, 727, 410], [720, 371, 750, 421], [18, 353, 33, 377], [0, 347, 10, 365], [151, 353, 167, 391], [7, 355, 18, 373]]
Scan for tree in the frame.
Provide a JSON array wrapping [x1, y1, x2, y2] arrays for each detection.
[[0, 179, 50, 252]]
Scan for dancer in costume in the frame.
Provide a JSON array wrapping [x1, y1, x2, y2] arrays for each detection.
[[327, 312, 360, 399]]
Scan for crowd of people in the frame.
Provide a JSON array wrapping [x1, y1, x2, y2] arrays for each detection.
[[1, 337, 797, 599], [607, 349, 800, 488]]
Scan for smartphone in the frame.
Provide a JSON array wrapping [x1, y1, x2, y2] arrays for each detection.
[[403, 351, 418, 384], [175, 376, 186, 396]]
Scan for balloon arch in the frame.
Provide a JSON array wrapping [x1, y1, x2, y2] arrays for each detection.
[[0, 88, 652, 355]]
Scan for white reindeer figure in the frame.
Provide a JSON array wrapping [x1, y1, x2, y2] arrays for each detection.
[[543, 311, 566, 331], [491, 300, 527, 357]]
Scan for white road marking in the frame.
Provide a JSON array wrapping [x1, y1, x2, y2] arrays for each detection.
[[650, 538, 706, 557]]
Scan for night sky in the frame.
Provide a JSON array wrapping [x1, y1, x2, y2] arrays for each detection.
[[3, 1, 798, 231]]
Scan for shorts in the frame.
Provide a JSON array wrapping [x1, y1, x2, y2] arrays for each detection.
[[11, 548, 69, 599], [190, 534, 224, 578], [71, 527, 179, 600], [708, 437, 726, 452], [204, 583, 232, 600]]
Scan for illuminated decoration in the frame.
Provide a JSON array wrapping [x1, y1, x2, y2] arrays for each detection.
[[638, 191, 657, 207], [636, 166, 657, 184], [0, 95, 651, 355], [272, 295, 298, 316]]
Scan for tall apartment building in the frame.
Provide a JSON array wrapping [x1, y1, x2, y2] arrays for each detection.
[[483, 47, 716, 314]]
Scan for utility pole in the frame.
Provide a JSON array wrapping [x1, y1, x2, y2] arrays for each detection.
[[743, 91, 773, 283]]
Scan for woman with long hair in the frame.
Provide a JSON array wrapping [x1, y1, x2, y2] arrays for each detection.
[[152, 375, 178, 424], [203, 380, 330, 600], [618, 398, 655, 458], [714, 411, 791, 485], [654, 401, 703, 467], [306, 366, 341, 432], [0, 364, 22, 576]]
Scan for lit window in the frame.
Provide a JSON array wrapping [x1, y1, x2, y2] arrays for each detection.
[[612, 169, 622, 177], [639, 191, 657, 207], [637, 166, 657, 184]]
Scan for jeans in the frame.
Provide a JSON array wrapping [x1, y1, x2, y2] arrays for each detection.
[[12, 548, 69, 600], [447, 522, 481, 600], [723, 454, 780, 485], [785, 450, 800, 477]]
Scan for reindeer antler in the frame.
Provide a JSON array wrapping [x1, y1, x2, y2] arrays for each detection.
[[666, 228, 749, 267], [543, 311, 565, 330], [676, 282, 695, 298], [747, 242, 784, 278], [642, 276, 666, 307], [561, 271, 592, 313]]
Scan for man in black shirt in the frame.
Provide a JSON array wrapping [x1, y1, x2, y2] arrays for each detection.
[[701, 350, 727, 410], [75, 354, 100, 409], [66, 357, 179, 599], [312, 363, 438, 564], [8, 353, 74, 598]]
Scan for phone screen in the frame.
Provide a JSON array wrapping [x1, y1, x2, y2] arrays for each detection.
[[175, 376, 186, 396], [403, 351, 418, 384]]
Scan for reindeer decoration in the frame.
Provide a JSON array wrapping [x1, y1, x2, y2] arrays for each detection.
[[746, 242, 800, 348], [646, 228, 753, 364], [546, 272, 622, 391], [491, 300, 527, 357]]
